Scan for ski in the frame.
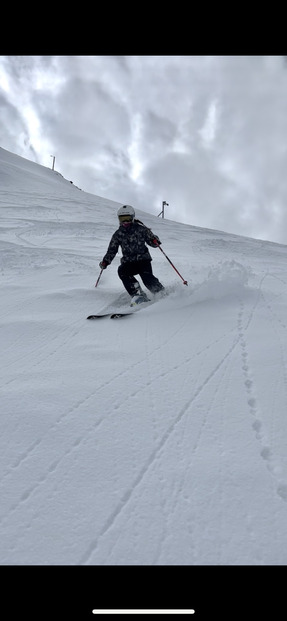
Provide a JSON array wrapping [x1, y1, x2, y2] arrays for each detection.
[[111, 313, 133, 318], [87, 300, 152, 320], [87, 312, 134, 319], [87, 289, 170, 321]]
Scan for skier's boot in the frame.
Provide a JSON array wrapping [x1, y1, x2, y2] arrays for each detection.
[[130, 284, 150, 306]]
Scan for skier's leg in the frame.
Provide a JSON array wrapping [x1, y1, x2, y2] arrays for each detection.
[[138, 260, 164, 293], [118, 262, 142, 296]]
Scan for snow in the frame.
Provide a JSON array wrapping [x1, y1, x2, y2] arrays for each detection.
[[1, 145, 287, 574]]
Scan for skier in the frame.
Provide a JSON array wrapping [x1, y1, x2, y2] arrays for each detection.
[[99, 205, 165, 305]]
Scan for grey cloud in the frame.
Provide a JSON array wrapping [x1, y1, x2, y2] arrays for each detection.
[[0, 93, 38, 161], [1, 55, 287, 243], [37, 77, 130, 156], [142, 111, 176, 149], [2, 56, 57, 87]]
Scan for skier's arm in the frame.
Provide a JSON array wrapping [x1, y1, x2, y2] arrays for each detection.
[[145, 230, 161, 248], [101, 232, 120, 266]]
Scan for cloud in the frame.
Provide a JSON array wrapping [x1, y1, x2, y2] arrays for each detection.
[[41, 77, 130, 156], [1, 55, 287, 243]]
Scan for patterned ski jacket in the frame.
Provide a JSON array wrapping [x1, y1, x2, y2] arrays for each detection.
[[103, 221, 160, 265]]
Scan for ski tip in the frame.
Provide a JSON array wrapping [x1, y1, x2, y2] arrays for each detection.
[[110, 313, 134, 318], [87, 315, 105, 319]]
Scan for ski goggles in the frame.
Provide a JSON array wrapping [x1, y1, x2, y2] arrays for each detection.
[[118, 215, 133, 222]]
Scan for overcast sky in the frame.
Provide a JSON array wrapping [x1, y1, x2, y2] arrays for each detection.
[[1, 55, 287, 244]]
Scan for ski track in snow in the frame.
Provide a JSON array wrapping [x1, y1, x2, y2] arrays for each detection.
[[254, 275, 287, 501], [2, 274, 287, 562], [79, 286, 287, 564], [0, 302, 235, 491], [235, 271, 287, 500], [0, 292, 238, 547]]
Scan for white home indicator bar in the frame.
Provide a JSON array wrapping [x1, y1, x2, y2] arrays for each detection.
[[92, 611, 195, 615]]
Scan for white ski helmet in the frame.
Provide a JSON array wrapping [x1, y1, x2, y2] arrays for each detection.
[[117, 204, 135, 220]]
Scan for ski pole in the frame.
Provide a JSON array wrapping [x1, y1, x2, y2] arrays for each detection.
[[156, 242, 188, 285], [95, 269, 103, 287], [135, 219, 188, 286]]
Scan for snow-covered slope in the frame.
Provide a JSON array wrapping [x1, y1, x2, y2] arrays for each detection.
[[0, 146, 286, 611]]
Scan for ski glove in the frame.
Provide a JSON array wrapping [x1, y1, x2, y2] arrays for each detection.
[[99, 260, 108, 269], [151, 235, 161, 246]]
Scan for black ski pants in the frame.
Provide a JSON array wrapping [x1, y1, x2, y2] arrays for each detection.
[[118, 260, 164, 296]]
